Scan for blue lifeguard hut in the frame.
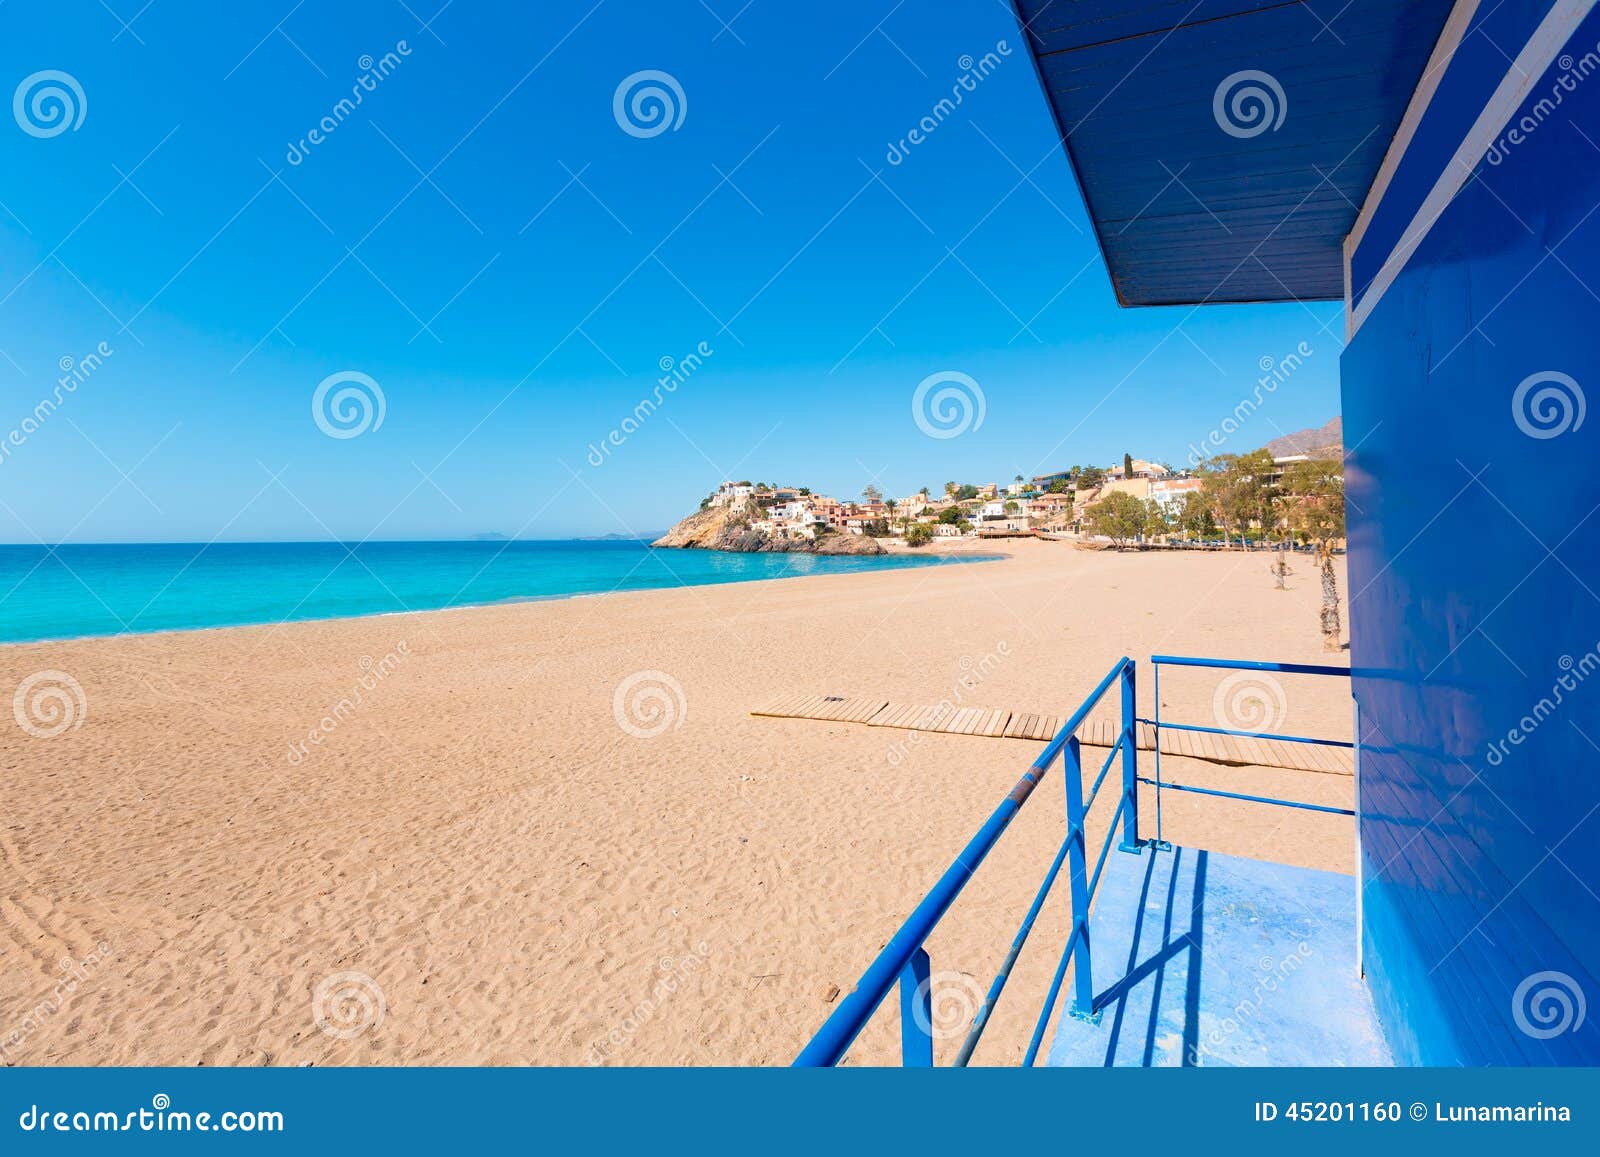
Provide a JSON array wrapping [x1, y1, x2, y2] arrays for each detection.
[[797, 0, 1599, 1067]]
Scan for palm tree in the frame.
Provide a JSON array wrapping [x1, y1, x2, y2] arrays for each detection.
[[884, 498, 907, 537]]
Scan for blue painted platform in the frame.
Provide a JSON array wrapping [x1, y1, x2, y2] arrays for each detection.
[[1045, 846, 1391, 1067]]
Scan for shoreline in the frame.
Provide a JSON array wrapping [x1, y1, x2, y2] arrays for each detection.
[[2, 540, 1352, 1066], [0, 544, 1009, 650]]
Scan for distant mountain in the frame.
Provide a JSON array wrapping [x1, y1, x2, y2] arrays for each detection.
[[1262, 417, 1342, 459]]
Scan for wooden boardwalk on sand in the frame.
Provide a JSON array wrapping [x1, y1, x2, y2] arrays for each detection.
[[751, 694, 1352, 775]]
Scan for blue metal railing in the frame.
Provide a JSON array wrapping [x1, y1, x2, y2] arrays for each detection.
[[793, 657, 1140, 1067], [794, 654, 1356, 1067], [1145, 656, 1355, 844]]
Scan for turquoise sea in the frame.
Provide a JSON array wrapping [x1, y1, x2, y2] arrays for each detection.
[[0, 540, 998, 644]]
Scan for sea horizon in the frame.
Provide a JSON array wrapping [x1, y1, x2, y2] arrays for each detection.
[[0, 539, 998, 645], [0, 534, 667, 547]]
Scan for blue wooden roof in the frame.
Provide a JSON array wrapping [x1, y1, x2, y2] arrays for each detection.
[[1012, 0, 1457, 305]]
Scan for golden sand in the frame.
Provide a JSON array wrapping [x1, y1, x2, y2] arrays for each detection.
[[0, 540, 1352, 1066]]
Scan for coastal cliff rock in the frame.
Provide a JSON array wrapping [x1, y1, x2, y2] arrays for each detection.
[[651, 503, 885, 555], [651, 504, 735, 549], [802, 533, 886, 556]]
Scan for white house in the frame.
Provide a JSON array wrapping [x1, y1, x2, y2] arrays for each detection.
[[714, 481, 754, 506], [1150, 477, 1204, 514]]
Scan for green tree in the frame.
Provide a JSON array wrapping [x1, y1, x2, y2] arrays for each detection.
[[1079, 466, 1106, 489], [1124, 452, 1134, 479], [1083, 491, 1148, 549], [1176, 490, 1215, 540], [1282, 459, 1347, 652], [1143, 498, 1172, 540], [1246, 449, 1281, 542], [905, 523, 934, 547], [1199, 456, 1237, 546], [1199, 450, 1275, 548], [862, 484, 882, 504]]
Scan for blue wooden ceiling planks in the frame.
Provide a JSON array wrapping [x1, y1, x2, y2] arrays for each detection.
[[1011, 0, 1458, 305]]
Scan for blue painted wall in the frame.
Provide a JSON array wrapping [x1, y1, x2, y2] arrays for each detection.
[[1344, 1, 1600, 1065]]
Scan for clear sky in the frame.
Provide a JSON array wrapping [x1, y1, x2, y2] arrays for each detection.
[[0, 0, 1343, 542]]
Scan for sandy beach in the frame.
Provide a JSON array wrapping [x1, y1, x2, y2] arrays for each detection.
[[1, 540, 1353, 1066]]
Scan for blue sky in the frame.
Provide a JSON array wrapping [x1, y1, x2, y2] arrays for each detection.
[[0, 0, 1343, 542]]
